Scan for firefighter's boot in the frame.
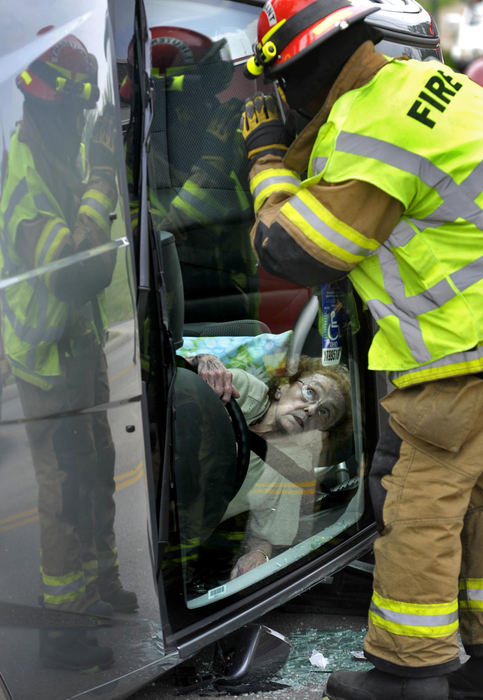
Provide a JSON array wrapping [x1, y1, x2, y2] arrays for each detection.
[[85, 599, 114, 617], [325, 668, 449, 700], [101, 587, 138, 613], [448, 657, 483, 699], [39, 629, 114, 672]]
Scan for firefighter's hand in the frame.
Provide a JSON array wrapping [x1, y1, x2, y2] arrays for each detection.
[[200, 98, 242, 173], [241, 92, 288, 164], [89, 105, 119, 172], [186, 353, 240, 404]]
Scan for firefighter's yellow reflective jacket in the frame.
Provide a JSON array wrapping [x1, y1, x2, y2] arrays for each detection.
[[310, 58, 483, 386], [250, 53, 483, 388], [0, 123, 117, 389]]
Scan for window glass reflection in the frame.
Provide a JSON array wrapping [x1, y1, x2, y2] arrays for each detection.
[[0, 24, 150, 681], [135, 24, 260, 326]]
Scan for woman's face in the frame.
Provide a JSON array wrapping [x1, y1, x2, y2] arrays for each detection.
[[267, 372, 346, 436]]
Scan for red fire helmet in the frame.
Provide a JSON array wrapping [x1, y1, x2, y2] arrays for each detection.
[[16, 33, 99, 107], [120, 26, 230, 101], [245, 0, 379, 79]]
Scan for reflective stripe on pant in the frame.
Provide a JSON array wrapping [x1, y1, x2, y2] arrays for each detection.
[[459, 470, 483, 657], [17, 337, 118, 613], [364, 374, 483, 674]]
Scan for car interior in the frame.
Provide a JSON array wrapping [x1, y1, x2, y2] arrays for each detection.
[[128, 0, 374, 619]]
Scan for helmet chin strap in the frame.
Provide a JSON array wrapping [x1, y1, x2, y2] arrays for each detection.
[[295, 107, 316, 122]]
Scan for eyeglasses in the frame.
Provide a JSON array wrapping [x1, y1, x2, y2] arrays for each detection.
[[296, 380, 330, 419]]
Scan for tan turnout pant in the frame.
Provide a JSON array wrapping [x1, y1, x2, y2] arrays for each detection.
[[364, 373, 483, 676]]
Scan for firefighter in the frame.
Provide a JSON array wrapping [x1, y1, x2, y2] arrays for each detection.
[[240, 0, 483, 698], [0, 34, 137, 671], [122, 26, 259, 326]]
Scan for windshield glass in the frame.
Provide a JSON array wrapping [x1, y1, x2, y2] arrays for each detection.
[[142, 0, 370, 611]]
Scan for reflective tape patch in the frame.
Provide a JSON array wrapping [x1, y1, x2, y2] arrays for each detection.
[[367, 297, 432, 364], [282, 189, 377, 266], [459, 578, 483, 611], [311, 156, 328, 176], [250, 168, 301, 213], [97, 549, 119, 572], [35, 218, 69, 267], [79, 188, 113, 233], [390, 340, 483, 388], [370, 591, 459, 638], [172, 179, 225, 223], [41, 567, 86, 606], [451, 256, 483, 292], [335, 131, 483, 229]]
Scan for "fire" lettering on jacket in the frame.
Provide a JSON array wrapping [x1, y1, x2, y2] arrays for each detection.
[[407, 70, 463, 128]]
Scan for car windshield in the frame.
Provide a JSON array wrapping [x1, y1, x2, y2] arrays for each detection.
[[141, 0, 370, 610]]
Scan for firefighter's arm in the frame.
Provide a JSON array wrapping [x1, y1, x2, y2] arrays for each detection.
[[35, 106, 118, 304], [73, 105, 119, 252], [249, 176, 403, 287], [240, 94, 403, 285], [239, 92, 301, 220]]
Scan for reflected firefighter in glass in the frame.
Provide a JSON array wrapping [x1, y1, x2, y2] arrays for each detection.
[[0, 33, 137, 672], [122, 26, 259, 326]]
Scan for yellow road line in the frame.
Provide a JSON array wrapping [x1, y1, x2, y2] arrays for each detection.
[[0, 507, 38, 526], [114, 460, 143, 483], [115, 461, 144, 491], [0, 462, 145, 533], [0, 515, 39, 533], [110, 362, 135, 383]]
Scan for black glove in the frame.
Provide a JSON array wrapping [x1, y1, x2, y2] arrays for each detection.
[[240, 92, 290, 165], [200, 98, 242, 174], [89, 105, 119, 172]]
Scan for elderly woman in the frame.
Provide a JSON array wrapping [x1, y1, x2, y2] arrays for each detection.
[[184, 353, 351, 581], [217, 356, 352, 579]]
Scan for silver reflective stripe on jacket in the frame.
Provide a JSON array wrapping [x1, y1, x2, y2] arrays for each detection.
[[390, 343, 483, 386], [311, 156, 328, 176], [368, 249, 483, 365], [336, 131, 483, 228], [287, 193, 377, 259], [335, 131, 483, 365], [250, 172, 301, 204]]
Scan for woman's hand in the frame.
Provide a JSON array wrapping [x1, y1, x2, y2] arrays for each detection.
[[187, 353, 240, 404], [230, 549, 268, 579]]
